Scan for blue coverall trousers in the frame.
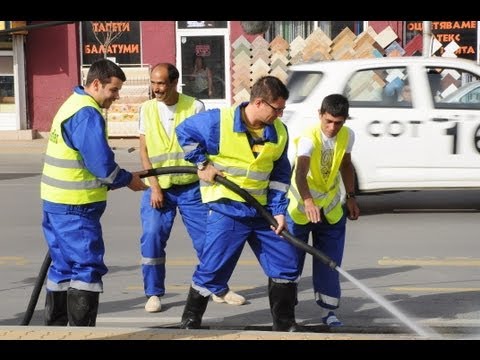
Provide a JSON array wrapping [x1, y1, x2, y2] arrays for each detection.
[[192, 208, 300, 296], [286, 210, 347, 309], [140, 183, 207, 297], [42, 202, 108, 293]]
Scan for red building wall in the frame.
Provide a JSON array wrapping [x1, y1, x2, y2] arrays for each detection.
[[141, 21, 176, 65], [26, 22, 80, 132]]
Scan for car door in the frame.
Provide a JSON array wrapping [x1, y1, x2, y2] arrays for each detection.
[[423, 65, 480, 187], [344, 65, 430, 191]]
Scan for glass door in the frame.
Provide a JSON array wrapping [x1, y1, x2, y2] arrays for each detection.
[[176, 22, 230, 110]]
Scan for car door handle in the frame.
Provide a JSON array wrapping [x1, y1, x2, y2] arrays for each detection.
[[431, 117, 448, 122]]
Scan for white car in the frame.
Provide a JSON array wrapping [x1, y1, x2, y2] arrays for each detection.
[[283, 56, 480, 192]]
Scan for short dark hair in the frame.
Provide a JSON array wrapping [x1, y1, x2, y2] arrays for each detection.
[[250, 76, 289, 103], [85, 58, 126, 86], [320, 94, 349, 119]]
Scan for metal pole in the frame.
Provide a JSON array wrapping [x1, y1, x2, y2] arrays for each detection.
[[477, 21, 479, 64], [422, 21, 432, 57]]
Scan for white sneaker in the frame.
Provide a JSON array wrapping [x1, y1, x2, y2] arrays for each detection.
[[145, 295, 162, 313], [211, 290, 246, 305]]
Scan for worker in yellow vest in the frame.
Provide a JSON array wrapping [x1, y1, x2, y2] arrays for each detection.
[[40, 58, 147, 326], [138, 63, 245, 313], [176, 76, 302, 332], [286, 94, 360, 327]]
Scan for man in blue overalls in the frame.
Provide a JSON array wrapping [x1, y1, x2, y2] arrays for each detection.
[[41, 59, 147, 326], [176, 76, 302, 332]]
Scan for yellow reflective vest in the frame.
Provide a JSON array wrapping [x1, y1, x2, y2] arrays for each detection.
[[142, 94, 198, 189], [288, 126, 349, 225], [41, 93, 108, 205], [201, 107, 288, 205]]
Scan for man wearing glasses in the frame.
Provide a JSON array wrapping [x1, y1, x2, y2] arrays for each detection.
[[262, 99, 286, 114], [175, 76, 302, 332]]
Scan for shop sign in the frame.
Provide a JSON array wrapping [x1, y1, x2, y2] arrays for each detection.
[[81, 21, 141, 65]]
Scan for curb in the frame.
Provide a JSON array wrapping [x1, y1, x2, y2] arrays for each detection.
[[0, 326, 423, 340]]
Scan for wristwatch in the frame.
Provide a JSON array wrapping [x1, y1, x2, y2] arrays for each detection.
[[346, 192, 356, 200], [196, 160, 209, 171]]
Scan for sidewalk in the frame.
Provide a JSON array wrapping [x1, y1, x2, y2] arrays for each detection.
[[0, 138, 139, 154]]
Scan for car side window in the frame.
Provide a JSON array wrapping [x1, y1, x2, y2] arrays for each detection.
[[429, 67, 480, 109], [344, 67, 411, 108]]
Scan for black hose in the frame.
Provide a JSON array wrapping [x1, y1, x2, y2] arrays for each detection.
[[142, 166, 337, 269], [21, 165, 336, 325], [20, 251, 51, 325]]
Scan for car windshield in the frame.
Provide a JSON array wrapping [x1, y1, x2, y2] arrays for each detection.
[[429, 67, 480, 109], [286, 71, 323, 103], [440, 80, 480, 104]]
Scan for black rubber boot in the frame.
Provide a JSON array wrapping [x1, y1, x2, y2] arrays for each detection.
[[67, 288, 99, 327], [44, 290, 68, 326], [268, 278, 303, 332], [180, 286, 209, 329]]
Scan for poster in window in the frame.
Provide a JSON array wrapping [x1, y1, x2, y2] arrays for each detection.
[[405, 21, 477, 60], [181, 35, 225, 100]]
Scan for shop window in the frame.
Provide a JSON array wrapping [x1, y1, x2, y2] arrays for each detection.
[[0, 34, 13, 50], [0, 75, 13, 97], [180, 36, 225, 100], [0, 55, 14, 110], [405, 21, 477, 60], [265, 21, 315, 43]]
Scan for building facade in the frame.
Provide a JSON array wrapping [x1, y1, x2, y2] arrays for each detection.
[[0, 20, 478, 137]]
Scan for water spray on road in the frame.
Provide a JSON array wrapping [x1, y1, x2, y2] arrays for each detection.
[[337, 266, 440, 338]]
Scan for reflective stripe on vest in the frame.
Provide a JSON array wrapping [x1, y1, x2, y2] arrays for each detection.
[[200, 107, 288, 205], [287, 126, 349, 225], [143, 94, 198, 189], [40, 92, 108, 205]]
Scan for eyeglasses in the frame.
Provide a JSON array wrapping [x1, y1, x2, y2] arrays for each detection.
[[262, 100, 286, 114]]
